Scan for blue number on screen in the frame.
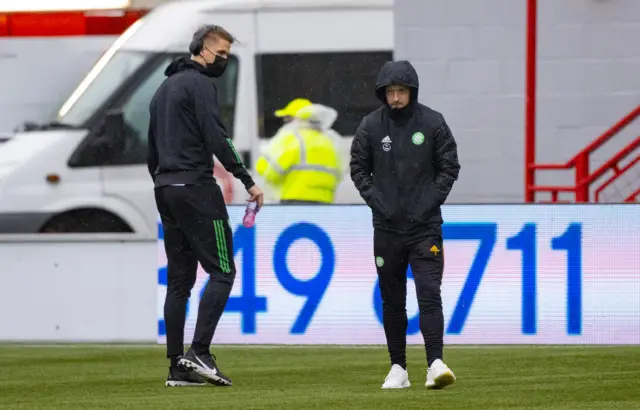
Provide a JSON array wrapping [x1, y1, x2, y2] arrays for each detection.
[[445, 223, 498, 335], [209, 224, 267, 334], [158, 266, 167, 336], [273, 223, 335, 334], [158, 222, 167, 336], [371, 223, 497, 335], [551, 223, 582, 335], [506, 223, 537, 334], [373, 266, 421, 335]]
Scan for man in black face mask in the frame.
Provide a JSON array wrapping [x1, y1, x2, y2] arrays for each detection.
[[350, 60, 461, 390], [148, 25, 263, 388]]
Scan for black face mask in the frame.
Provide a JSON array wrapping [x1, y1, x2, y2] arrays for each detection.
[[203, 55, 228, 78]]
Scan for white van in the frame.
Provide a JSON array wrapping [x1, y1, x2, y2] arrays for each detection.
[[0, 0, 393, 236]]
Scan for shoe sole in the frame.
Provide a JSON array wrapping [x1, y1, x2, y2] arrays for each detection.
[[165, 380, 207, 387], [426, 371, 456, 390], [178, 358, 232, 386], [381, 380, 411, 389]]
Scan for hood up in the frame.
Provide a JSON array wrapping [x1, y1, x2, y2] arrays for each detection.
[[374, 60, 420, 120]]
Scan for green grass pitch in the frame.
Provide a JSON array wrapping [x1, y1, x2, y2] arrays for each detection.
[[1, 345, 639, 409]]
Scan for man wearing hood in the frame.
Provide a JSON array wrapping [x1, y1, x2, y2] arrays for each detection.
[[350, 60, 460, 389], [148, 24, 263, 388]]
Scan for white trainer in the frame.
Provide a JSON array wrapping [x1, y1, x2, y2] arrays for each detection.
[[381, 364, 411, 389], [425, 359, 456, 389]]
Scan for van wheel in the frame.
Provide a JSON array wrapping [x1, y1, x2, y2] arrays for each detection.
[[40, 209, 134, 233]]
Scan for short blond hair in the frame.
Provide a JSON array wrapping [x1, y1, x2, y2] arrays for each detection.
[[204, 25, 236, 45]]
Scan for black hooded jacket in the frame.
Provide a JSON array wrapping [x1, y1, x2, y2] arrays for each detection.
[[349, 60, 460, 235], [147, 57, 254, 190]]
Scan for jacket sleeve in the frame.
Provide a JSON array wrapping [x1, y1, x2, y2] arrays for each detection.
[[193, 80, 255, 190], [349, 118, 375, 202], [418, 120, 461, 214]]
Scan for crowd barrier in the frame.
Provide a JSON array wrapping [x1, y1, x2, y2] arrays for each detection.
[[158, 204, 640, 345]]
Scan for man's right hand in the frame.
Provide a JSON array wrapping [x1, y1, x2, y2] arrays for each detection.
[[247, 184, 264, 209]]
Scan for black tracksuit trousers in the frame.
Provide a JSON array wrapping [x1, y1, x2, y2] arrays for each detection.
[[155, 184, 236, 358], [374, 228, 445, 368]]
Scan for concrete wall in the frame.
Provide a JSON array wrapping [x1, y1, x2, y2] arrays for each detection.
[[394, 0, 640, 202]]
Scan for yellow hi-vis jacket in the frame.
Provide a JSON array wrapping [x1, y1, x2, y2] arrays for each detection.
[[255, 126, 343, 203]]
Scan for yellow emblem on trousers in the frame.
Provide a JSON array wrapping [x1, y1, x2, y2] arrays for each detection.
[[430, 245, 440, 256]]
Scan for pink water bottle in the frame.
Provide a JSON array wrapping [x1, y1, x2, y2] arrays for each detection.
[[242, 201, 259, 228]]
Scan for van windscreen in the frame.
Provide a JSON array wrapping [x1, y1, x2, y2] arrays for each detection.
[[55, 50, 150, 127]]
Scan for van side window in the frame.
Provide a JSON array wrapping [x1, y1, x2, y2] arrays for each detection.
[[118, 54, 239, 164], [70, 53, 239, 167], [255, 51, 392, 138], [213, 55, 239, 139], [120, 56, 175, 162]]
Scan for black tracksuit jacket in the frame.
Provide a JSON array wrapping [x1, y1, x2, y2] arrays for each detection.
[[349, 60, 461, 236], [147, 57, 254, 190]]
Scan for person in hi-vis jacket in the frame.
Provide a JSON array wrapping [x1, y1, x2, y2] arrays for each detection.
[[255, 102, 343, 204]]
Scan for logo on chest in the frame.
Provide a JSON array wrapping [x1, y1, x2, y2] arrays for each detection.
[[381, 136, 392, 152], [412, 132, 425, 145]]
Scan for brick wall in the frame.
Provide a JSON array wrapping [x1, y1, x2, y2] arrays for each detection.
[[394, 0, 640, 202]]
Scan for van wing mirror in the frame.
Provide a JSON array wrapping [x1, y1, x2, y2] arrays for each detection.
[[68, 110, 128, 167], [88, 110, 126, 162]]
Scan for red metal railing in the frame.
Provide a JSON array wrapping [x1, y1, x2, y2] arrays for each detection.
[[625, 188, 640, 203], [594, 155, 640, 202], [524, 0, 639, 203], [528, 105, 640, 202], [524, 0, 538, 202]]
